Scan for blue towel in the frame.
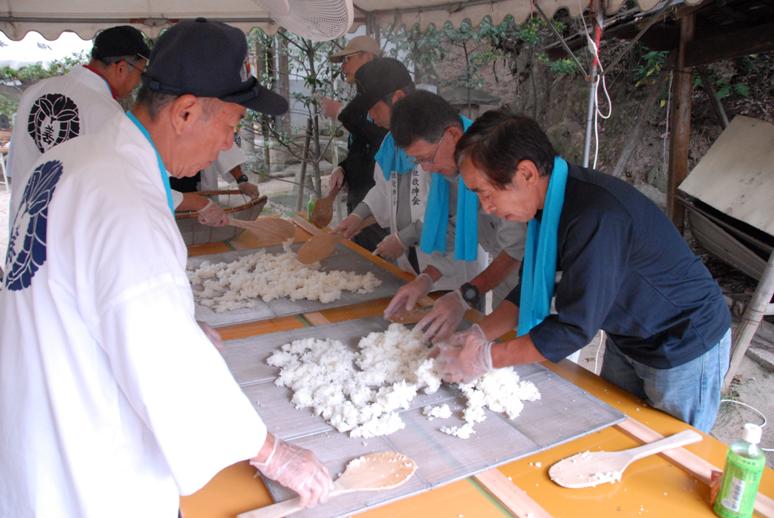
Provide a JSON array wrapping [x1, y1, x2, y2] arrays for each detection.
[[376, 132, 416, 181], [419, 117, 478, 260], [517, 156, 569, 336]]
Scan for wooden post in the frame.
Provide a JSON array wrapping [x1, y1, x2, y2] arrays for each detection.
[[666, 13, 695, 231], [724, 249, 774, 391]]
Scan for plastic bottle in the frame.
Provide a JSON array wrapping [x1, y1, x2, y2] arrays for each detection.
[[714, 422, 766, 518]]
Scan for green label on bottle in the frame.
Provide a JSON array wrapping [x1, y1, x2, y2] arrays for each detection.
[[714, 452, 765, 518]]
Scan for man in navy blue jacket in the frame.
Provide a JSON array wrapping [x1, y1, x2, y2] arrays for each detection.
[[435, 110, 731, 432]]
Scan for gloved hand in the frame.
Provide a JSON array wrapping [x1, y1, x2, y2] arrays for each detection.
[[198, 321, 224, 351], [373, 233, 406, 260], [238, 181, 260, 198], [384, 273, 434, 321], [328, 166, 345, 195], [415, 289, 469, 343], [197, 199, 228, 227], [433, 330, 493, 384], [319, 96, 342, 119], [334, 213, 363, 239], [251, 434, 332, 508]]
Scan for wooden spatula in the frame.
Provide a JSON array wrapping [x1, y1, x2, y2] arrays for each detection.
[[229, 217, 296, 242], [310, 190, 337, 228], [548, 429, 702, 489], [237, 451, 417, 518], [296, 232, 344, 264]]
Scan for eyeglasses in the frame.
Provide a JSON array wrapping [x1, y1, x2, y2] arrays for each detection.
[[342, 52, 363, 64], [415, 129, 448, 167], [126, 56, 148, 74]]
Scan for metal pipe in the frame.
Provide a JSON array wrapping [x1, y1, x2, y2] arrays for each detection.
[[582, 62, 598, 168]]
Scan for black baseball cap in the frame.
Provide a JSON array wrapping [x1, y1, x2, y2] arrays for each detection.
[[92, 25, 151, 61], [142, 18, 288, 115], [354, 57, 413, 110]]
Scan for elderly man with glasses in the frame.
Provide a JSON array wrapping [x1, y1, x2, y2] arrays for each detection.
[[335, 58, 476, 312], [384, 90, 526, 342], [7, 25, 150, 218]]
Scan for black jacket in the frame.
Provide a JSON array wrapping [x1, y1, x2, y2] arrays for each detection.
[[337, 96, 387, 211]]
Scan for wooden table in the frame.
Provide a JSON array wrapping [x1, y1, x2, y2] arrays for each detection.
[[180, 225, 774, 518]]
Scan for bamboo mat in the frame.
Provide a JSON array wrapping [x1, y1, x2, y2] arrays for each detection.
[[187, 243, 404, 327], [220, 317, 625, 518]]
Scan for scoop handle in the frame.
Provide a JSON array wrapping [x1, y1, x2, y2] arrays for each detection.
[[236, 487, 346, 518], [626, 429, 702, 464]]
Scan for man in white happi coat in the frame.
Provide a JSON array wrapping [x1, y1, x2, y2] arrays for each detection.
[[334, 58, 476, 295], [7, 25, 150, 218], [0, 19, 331, 518]]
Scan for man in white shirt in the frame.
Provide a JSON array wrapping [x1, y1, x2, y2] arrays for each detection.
[[0, 18, 331, 518], [7, 25, 150, 218]]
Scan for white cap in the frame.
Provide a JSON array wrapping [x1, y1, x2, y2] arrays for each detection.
[[743, 423, 762, 444]]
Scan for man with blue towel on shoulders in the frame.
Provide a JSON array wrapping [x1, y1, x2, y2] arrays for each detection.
[[433, 110, 731, 433], [334, 58, 472, 294], [383, 90, 525, 342]]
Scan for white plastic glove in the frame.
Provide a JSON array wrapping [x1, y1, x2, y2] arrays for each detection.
[[197, 321, 223, 351], [415, 289, 469, 343], [197, 199, 228, 227], [433, 329, 493, 384], [238, 181, 260, 198], [250, 434, 332, 508], [384, 273, 434, 320], [319, 96, 342, 119], [373, 233, 406, 260], [334, 213, 363, 239], [328, 166, 345, 195]]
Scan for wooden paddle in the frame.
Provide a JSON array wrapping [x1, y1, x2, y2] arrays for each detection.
[[228, 216, 296, 242], [548, 429, 702, 489], [296, 232, 344, 264], [310, 189, 338, 228], [238, 451, 417, 518]]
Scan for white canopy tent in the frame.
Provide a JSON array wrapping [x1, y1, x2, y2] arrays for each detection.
[[0, 0, 693, 41]]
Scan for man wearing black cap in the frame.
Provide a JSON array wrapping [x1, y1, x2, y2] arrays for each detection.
[[7, 25, 150, 218], [0, 19, 331, 518], [335, 58, 474, 306]]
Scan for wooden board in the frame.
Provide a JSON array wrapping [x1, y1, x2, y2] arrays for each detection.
[[679, 116, 774, 236]]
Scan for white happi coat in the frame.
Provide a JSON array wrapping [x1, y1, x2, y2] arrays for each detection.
[[8, 65, 125, 220], [363, 160, 474, 291], [0, 113, 266, 518]]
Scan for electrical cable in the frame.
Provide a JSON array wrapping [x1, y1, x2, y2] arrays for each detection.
[[578, 1, 613, 170], [716, 398, 773, 452]]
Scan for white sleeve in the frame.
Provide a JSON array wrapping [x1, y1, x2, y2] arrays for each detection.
[[363, 162, 391, 229], [215, 145, 248, 183], [171, 189, 184, 209], [89, 203, 265, 495]]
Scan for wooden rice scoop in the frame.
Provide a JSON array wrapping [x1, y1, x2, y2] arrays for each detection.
[[228, 216, 296, 242], [238, 451, 417, 518], [296, 232, 344, 264], [310, 189, 338, 228], [548, 429, 702, 489]]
